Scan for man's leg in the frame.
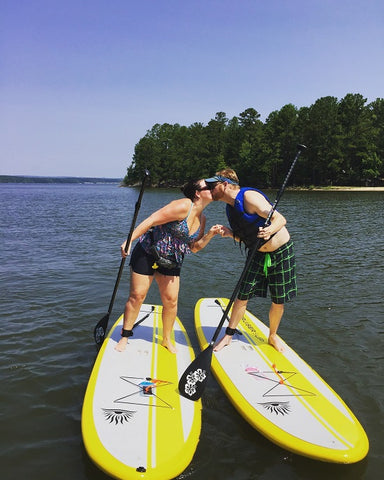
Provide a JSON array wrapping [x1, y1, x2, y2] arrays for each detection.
[[213, 298, 248, 351], [268, 302, 285, 352]]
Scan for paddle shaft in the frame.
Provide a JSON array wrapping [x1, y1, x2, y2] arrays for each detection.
[[132, 305, 155, 330], [106, 170, 150, 316], [214, 299, 242, 335], [210, 144, 306, 345]]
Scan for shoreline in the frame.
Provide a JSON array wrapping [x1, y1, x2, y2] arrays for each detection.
[[288, 186, 384, 192]]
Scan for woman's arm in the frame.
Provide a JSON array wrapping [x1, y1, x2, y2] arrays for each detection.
[[190, 216, 223, 253], [121, 198, 191, 256]]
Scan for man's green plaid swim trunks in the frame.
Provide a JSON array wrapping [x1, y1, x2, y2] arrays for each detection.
[[238, 239, 297, 304]]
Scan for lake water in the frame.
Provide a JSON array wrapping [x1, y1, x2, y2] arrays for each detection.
[[1, 183, 383, 480]]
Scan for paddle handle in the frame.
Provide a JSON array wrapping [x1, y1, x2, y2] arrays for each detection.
[[210, 145, 306, 345], [106, 170, 150, 315]]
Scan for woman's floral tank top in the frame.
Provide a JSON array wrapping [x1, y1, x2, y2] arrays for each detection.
[[139, 202, 200, 266]]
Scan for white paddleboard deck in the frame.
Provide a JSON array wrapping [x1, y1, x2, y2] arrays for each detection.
[[82, 304, 201, 480], [195, 298, 368, 463]]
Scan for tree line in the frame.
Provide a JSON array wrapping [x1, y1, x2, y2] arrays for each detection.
[[122, 93, 384, 188]]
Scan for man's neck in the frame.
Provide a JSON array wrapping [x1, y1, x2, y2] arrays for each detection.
[[221, 187, 240, 206]]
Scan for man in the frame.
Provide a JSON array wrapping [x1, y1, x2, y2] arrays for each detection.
[[205, 169, 297, 352]]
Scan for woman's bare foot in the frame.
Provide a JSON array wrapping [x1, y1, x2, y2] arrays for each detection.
[[268, 333, 284, 352], [213, 334, 232, 352], [162, 339, 177, 354], [115, 337, 128, 352]]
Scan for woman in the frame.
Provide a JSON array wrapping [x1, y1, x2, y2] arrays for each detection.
[[115, 178, 221, 353]]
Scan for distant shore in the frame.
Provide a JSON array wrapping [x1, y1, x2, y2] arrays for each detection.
[[0, 175, 122, 184], [289, 186, 384, 192], [1, 176, 383, 191]]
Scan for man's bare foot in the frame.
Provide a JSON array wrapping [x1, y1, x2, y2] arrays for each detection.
[[115, 337, 128, 352], [213, 334, 232, 352], [162, 340, 177, 354], [268, 333, 284, 352]]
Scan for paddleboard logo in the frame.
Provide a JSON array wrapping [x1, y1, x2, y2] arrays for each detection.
[[259, 401, 291, 416], [102, 408, 135, 425], [241, 318, 265, 343], [183, 368, 207, 397]]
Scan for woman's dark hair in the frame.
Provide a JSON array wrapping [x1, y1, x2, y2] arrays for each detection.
[[180, 179, 201, 201]]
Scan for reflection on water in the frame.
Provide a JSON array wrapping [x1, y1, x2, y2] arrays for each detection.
[[0, 184, 383, 479]]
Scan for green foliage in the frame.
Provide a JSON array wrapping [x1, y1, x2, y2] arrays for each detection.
[[123, 94, 384, 188]]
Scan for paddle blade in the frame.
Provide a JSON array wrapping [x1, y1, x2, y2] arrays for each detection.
[[94, 313, 109, 347], [178, 345, 213, 401]]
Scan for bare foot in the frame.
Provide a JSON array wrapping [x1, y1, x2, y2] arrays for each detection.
[[213, 334, 232, 352], [162, 340, 177, 354], [268, 333, 284, 352], [115, 337, 128, 352]]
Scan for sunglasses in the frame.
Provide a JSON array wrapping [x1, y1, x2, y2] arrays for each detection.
[[197, 185, 211, 191], [205, 181, 219, 191]]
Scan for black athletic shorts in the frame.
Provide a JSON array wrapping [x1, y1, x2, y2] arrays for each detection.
[[129, 243, 181, 277]]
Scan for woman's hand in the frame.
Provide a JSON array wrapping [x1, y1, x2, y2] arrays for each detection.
[[190, 224, 225, 252], [217, 225, 234, 238], [120, 241, 131, 258], [209, 224, 224, 236]]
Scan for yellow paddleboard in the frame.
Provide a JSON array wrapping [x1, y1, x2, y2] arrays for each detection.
[[195, 298, 368, 464], [82, 304, 201, 479]]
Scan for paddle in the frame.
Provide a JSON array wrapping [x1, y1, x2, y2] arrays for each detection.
[[214, 299, 242, 336], [178, 144, 307, 400], [93, 170, 150, 347]]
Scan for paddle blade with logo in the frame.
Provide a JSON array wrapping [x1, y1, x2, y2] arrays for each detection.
[[94, 313, 109, 347], [178, 345, 213, 400]]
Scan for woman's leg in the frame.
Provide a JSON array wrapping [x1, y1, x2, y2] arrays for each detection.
[[115, 270, 153, 352], [155, 273, 180, 353]]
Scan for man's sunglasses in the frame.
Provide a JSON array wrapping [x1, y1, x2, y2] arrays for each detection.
[[197, 181, 220, 192], [205, 181, 219, 191]]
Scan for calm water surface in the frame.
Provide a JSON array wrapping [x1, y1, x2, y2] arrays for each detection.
[[0, 184, 383, 480]]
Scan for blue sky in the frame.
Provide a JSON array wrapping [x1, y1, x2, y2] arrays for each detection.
[[1, 0, 383, 178]]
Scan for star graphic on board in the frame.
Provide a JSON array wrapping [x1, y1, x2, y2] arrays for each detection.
[[113, 376, 174, 409], [246, 367, 317, 397]]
